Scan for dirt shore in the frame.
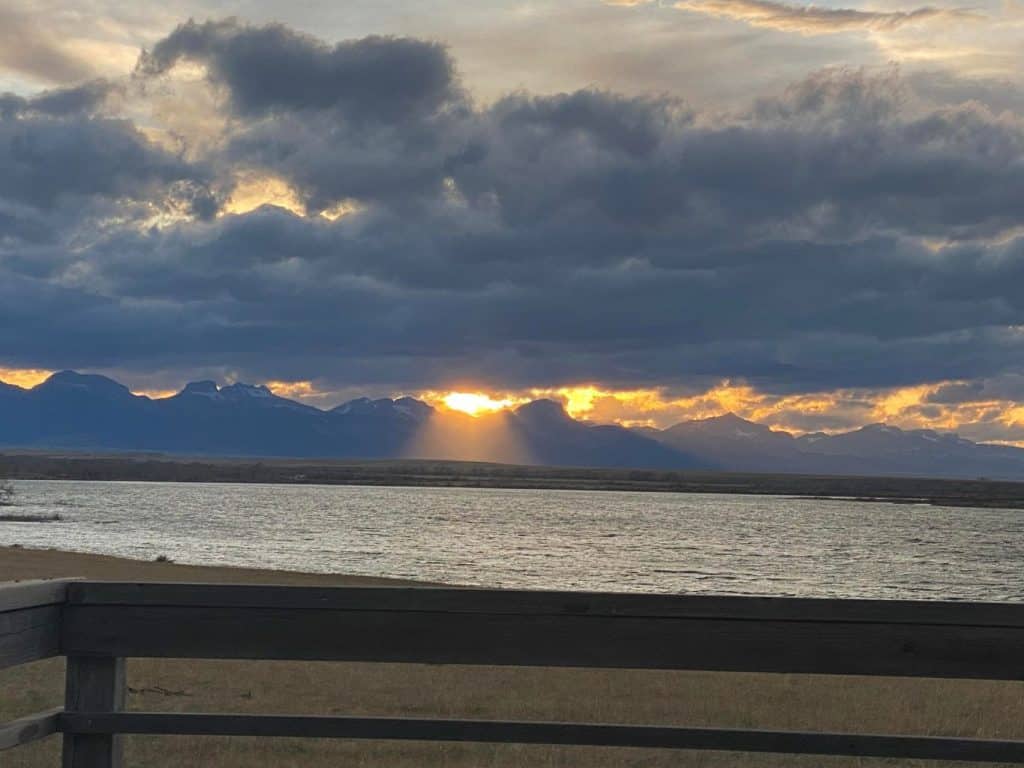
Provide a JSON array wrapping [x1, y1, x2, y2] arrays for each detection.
[[0, 544, 425, 586]]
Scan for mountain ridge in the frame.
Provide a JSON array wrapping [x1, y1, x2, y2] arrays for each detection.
[[0, 372, 697, 470], [2, 372, 1024, 479]]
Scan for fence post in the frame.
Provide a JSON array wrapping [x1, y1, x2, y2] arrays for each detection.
[[62, 656, 126, 768]]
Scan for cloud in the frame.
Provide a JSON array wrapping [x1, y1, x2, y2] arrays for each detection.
[[136, 18, 462, 120], [925, 375, 1024, 405], [8, 200, 1024, 395], [0, 7, 95, 84], [0, 76, 215, 261], [6, 22, 1024, 422], [27, 80, 116, 116], [221, 66, 1024, 239], [422, 378, 1024, 447], [0, 367, 52, 388], [0, 80, 114, 119], [0, 110, 206, 213], [670, 0, 974, 35], [134, 19, 470, 212], [906, 71, 1024, 116]]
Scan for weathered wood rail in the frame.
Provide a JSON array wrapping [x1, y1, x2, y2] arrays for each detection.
[[2, 578, 1024, 766]]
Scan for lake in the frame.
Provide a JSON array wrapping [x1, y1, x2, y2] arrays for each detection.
[[1, 479, 1022, 600]]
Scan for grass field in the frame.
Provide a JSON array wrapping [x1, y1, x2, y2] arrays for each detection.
[[2, 546, 1022, 767]]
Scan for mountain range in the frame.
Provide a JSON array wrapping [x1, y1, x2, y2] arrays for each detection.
[[2, 371, 1024, 480]]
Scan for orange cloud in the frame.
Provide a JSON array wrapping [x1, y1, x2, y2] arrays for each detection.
[[134, 388, 178, 400], [441, 392, 527, 416], [616, 0, 979, 35], [222, 172, 363, 221], [416, 380, 1024, 446], [264, 380, 321, 399], [222, 172, 306, 217], [529, 383, 773, 427], [0, 367, 52, 388], [2, 367, 1022, 447], [263, 379, 375, 410], [419, 390, 531, 416]]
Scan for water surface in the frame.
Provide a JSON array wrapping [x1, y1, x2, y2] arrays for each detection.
[[1, 480, 1021, 600]]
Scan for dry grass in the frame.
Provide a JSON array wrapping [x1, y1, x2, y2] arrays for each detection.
[[1, 546, 1022, 767]]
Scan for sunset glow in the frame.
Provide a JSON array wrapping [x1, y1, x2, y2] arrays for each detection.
[[0, 368, 52, 388], [222, 173, 363, 221], [222, 173, 306, 217], [3, 361, 1024, 446], [440, 392, 524, 416], [264, 380, 321, 399], [6, 3, 1024, 459], [413, 381, 1024, 446]]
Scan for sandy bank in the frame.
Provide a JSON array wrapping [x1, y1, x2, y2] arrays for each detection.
[[0, 545, 427, 586]]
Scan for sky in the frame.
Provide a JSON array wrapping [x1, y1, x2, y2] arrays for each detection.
[[4, 0, 1024, 440]]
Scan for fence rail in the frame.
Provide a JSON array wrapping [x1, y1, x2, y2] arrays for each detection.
[[3, 578, 1024, 766]]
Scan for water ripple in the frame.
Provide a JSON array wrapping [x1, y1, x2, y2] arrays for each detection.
[[1, 480, 1022, 600]]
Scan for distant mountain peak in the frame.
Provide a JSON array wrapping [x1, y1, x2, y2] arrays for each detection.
[[332, 396, 432, 423], [667, 411, 782, 440], [515, 399, 571, 423], [221, 382, 273, 398], [173, 380, 318, 415], [333, 397, 379, 415], [34, 370, 134, 399], [713, 411, 745, 422], [705, 412, 758, 427], [180, 380, 220, 398], [393, 396, 433, 423], [39, 369, 116, 387], [861, 422, 902, 434]]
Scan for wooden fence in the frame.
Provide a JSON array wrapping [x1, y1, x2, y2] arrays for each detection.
[[2, 578, 1024, 766]]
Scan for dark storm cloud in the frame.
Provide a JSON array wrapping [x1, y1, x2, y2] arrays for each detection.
[[456, 73, 1024, 242], [222, 64, 1024, 243], [25, 80, 116, 116], [926, 375, 1024, 405], [492, 90, 689, 156], [0, 112, 206, 214], [6, 21, 1024, 395], [135, 19, 469, 211], [224, 106, 472, 211], [137, 19, 462, 120], [0, 78, 212, 248], [0, 80, 114, 119], [926, 380, 987, 403], [8, 204, 1024, 392]]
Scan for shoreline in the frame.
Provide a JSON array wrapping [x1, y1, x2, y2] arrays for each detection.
[[0, 544, 434, 586], [3, 452, 1024, 509]]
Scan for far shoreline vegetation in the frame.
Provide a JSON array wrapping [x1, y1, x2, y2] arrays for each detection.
[[2, 451, 1023, 510]]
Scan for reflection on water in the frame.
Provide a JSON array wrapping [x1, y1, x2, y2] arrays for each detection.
[[1, 479, 1022, 600]]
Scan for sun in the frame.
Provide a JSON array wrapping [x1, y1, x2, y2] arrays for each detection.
[[442, 392, 519, 416]]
